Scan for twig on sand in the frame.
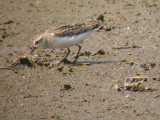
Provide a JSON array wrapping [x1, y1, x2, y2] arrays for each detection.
[[0, 66, 23, 70], [112, 45, 142, 50], [70, 63, 91, 66], [153, 94, 160, 98]]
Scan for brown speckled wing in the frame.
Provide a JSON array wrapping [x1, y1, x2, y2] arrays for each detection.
[[47, 21, 100, 37]]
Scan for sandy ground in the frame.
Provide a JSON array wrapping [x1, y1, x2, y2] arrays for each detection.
[[0, 0, 160, 120]]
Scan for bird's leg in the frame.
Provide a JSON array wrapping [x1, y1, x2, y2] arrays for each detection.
[[61, 47, 71, 63], [73, 44, 81, 63]]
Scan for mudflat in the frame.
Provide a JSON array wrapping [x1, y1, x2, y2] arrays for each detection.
[[0, 0, 160, 120]]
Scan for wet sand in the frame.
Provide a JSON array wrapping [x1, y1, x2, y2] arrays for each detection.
[[0, 0, 160, 120]]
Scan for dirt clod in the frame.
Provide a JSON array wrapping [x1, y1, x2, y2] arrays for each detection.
[[93, 49, 105, 56], [12, 56, 33, 67], [80, 51, 91, 56], [150, 63, 155, 68], [115, 76, 155, 92], [4, 20, 14, 24], [63, 84, 72, 90], [140, 64, 149, 71]]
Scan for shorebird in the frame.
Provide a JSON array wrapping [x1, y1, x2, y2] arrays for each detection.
[[30, 15, 104, 63]]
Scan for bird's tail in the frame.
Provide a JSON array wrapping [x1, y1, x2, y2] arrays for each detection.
[[95, 14, 104, 23], [89, 14, 104, 31]]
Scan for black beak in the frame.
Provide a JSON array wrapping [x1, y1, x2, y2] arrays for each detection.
[[30, 46, 37, 55]]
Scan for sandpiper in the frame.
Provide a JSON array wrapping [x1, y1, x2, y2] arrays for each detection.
[[30, 15, 104, 63]]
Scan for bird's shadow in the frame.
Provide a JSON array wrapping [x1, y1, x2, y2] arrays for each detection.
[[65, 60, 129, 65]]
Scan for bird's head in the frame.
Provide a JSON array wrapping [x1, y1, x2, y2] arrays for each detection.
[[30, 33, 47, 55]]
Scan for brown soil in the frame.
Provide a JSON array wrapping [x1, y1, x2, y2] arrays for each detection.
[[0, 0, 160, 120]]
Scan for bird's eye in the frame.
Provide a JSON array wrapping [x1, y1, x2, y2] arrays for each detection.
[[35, 38, 43, 45], [35, 40, 39, 45]]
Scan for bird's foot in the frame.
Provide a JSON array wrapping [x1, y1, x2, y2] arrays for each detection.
[[61, 58, 72, 64]]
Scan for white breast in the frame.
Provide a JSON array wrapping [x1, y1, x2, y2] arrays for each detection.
[[51, 31, 91, 48]]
